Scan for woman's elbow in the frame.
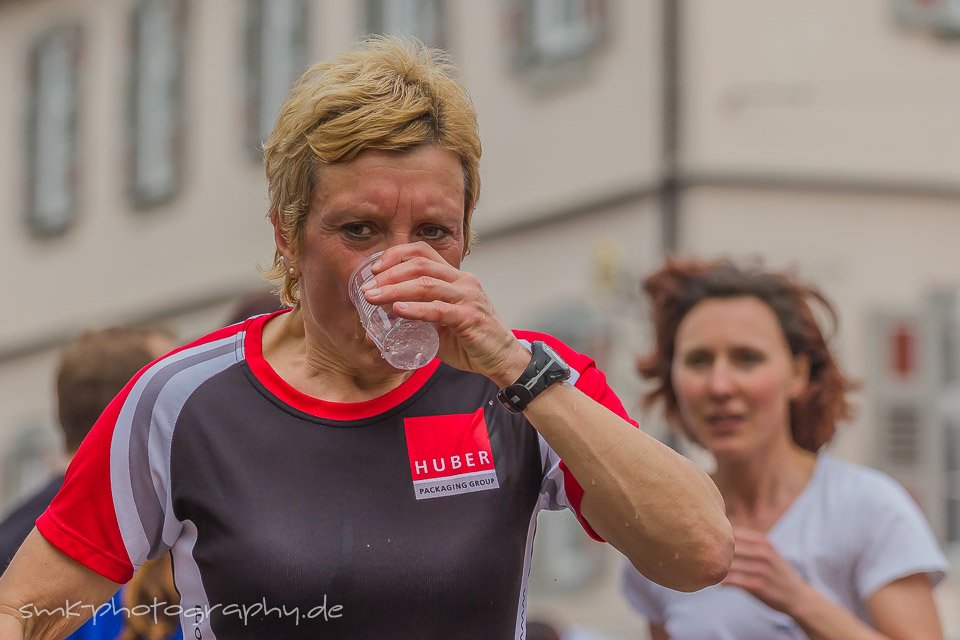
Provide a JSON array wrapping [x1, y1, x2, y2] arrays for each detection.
[[687, 520, 735, 590], [679, 538, 733, 592], [639, 523, 733, 593]]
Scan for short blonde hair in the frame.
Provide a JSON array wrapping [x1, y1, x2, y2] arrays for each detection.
[[262, 36, 482, 306]]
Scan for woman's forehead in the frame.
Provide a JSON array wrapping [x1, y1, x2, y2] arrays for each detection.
[[676, 297, 786, 347], [310, 147, 465, 212]]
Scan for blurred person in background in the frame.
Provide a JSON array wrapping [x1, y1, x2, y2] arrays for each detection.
[[0, 327, 175, 571], [0, 327, 178, 640], [621, 258, 948, 639], [0, 37, 732, 639]]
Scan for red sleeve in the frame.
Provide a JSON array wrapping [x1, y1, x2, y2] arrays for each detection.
[[513, 330, 640, 542], [36, 322, 248, 583], [36, 382, 137, 584]]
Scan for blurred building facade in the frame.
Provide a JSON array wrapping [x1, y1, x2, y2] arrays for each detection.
[[0, 0, 958, 636]]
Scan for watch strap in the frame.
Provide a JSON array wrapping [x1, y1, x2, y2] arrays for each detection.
[[497, 341, 571, 413]]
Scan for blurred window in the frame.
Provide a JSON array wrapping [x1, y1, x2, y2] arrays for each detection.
[[25, 24, 81, 236], [244, 0, 308, 155], [129, 0, 187, 207], [365, 0, 446, 49], [508, 0, 607, 69]]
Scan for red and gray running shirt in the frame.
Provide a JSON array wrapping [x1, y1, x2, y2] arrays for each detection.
[[37, 311, 638, 639]]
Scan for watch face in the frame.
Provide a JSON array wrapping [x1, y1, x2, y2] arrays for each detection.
[[540, 343, 571, 376], [541, 343, 561, 360], [498, 341, 571, 413]]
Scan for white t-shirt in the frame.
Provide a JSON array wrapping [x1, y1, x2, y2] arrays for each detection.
[[620, 454, 949, 639]]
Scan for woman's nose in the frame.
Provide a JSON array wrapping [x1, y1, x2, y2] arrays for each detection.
[[706, 362, 735, 397]]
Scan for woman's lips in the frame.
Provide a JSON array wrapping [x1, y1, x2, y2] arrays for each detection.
[[705, 414, 745, 431]]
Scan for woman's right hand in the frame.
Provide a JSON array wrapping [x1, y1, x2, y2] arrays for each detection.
[[363, 242, 530, 387], [720, 526, 808, 614], [724, 527, 942, 639]]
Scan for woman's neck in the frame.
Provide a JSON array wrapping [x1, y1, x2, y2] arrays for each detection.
[[713, 442, 817, 531], [262, 307, 414, 403]]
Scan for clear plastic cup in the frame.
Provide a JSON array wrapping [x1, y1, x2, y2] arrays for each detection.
[[348, 251, 440, 370]]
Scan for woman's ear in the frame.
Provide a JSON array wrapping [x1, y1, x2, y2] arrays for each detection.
[[790, 354, 811, 400], [271, 211, 291, 258]]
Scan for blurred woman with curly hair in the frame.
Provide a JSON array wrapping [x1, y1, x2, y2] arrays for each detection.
[[621, 257, 947, 639]]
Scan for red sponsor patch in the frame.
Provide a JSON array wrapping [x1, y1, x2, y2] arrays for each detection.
[[404, 408, 499, 500]]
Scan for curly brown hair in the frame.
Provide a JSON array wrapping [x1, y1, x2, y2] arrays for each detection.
[[638, 257, 858, 452]]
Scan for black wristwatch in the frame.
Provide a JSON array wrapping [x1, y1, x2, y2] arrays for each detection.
[[497, 341, 572, 413]]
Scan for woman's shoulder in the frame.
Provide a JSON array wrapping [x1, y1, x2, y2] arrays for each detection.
[[816, 454, 915, 509], [155, 311, 279, 370], [815, 458, 948, 595], [126, 320, 252, 406]]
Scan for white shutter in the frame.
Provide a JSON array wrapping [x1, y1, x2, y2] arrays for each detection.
[[868, 310, 943, 536]]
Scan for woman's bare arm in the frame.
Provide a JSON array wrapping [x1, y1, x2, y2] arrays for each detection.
[[0, 529, 121, 640], [789, 573, 942, 640], [527, 382, 733, 592]]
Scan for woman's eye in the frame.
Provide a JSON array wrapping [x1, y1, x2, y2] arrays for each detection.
[[343, 223, 373, 239], [420, 225, 449, 240], [683, 352, 711, 368], [733, 350, 764, 366]]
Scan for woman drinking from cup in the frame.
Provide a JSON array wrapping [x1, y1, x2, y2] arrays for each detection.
[[0, 38, 733, 640]]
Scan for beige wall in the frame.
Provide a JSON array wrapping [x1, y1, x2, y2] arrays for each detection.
[[470, 199, 660, 327], [465, 0, 663, 230], [684, 0, 960, 182]]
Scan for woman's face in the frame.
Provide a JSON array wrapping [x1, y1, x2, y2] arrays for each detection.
[[670, 296, 808, 462], [278, 145, 466, 369]]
